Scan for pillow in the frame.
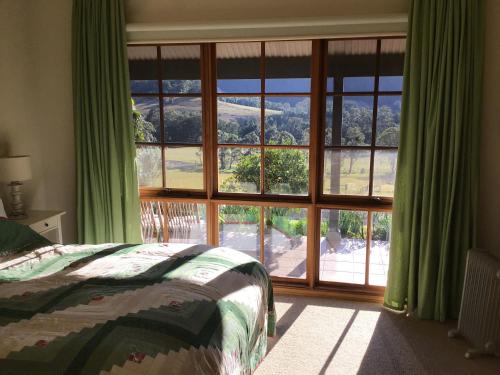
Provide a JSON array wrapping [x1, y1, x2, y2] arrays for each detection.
[[0, 199, 6, 219], [0, 220, 52, 257]]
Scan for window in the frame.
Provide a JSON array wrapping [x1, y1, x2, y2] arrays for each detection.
[[129, 37, 405, 294], [322, 39, 403, 198], [216, 41, 311, 196], [128, 44, 205, 191]]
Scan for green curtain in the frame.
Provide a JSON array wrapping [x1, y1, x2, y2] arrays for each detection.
[[384, 0, 485, 321], [72, 0, 142, 244]]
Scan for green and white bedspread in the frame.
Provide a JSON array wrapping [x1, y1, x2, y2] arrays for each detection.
[[0, 242, 275, 375]]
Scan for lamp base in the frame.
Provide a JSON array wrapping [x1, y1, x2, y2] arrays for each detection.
[[8, 181, 27, 219]]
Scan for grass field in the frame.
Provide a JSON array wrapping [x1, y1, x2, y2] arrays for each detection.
[[138, 146, 397, 196]]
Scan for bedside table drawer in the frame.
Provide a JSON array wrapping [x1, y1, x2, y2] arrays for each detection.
[[30, 216, 58, 233]]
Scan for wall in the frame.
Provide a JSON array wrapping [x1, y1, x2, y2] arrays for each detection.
[[0, 0, 75, 242], [125, 0, 408, 24], [478, 0, 500, 259]]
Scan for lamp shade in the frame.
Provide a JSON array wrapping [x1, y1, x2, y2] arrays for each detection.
[[0, 156, 32, 182]]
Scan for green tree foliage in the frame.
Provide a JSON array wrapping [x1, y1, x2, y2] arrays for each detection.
[[132, 99, 156, 142], [222, 146, 308, 194], [164, 109, 202, 143]]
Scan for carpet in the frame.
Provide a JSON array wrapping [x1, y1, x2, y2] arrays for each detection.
[[255, 295, 499, 375]]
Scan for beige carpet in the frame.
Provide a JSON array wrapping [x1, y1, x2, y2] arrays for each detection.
[[255, 295, 499, 375]]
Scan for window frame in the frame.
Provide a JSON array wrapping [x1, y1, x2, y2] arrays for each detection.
[[130, 36, 405, 296], [130, 43, 207, 194], [318, 37, 404, 206]]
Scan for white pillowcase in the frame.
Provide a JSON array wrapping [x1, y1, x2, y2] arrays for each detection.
[[0, 198, 6, 218]]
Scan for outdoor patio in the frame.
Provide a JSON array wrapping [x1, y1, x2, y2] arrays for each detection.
[[143, 218, 389, 286]]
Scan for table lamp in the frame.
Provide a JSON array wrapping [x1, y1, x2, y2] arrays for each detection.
[[0, 155, 32, 219]]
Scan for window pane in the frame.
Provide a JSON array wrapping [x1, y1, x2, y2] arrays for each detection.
[[136, 146, 162, 187], [166, 203, 207, 244], [264, 207, 307, 279], [217, 97, 260, 144], [132, 97, 160, 143], [128, 46, 158, 93], [379, 39, 405, 92], [324, 96, 335, 146], [265, 97, 310, 145], [218, 147, 261, 193], [219, 205, 260, 259], [165, 147, 203, 190], [376, 96, 401, 147], [265, 41, 311, 93], [141, 202, 207, 244], [217, 42, 261, 93], [320, 209, 367, 284], [163, 97, 202, 144], [341, 96, 373, 146], [370, 212, 391, 286], [161, 45, 201, 93], [373, 150, 397, 197], [264, 149, 309, 195], [323, 149, 370, 196], [327, 40, 377, 93]]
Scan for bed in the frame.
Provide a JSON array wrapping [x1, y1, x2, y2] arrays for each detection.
[[0, 220, 275, 375]]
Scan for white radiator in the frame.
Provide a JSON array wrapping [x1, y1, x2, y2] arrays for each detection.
[[449, 248, 500, 358]]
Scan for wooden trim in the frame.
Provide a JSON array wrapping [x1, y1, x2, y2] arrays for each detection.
[[365, 210, 373, 285], [368, 39, 382, 196], [216, 143, 309, 149], [273, 284, 384, 304]]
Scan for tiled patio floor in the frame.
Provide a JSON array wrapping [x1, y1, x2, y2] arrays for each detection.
[[148, 222, 389, 286]]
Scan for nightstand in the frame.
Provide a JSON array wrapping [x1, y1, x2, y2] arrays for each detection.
[[14, 210, 66, 244]]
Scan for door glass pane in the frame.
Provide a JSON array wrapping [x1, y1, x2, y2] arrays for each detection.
[[376, 96, 401, 147], [164, 97, 202, 143], [379, 39, 405, 92], [217, 42, 261, 93], [265, 96, 310, 145], [165, 147, 203, 190], [264, 149, 309, 195], [265, 41, 311, 93], [128, 46, 158, 93], [219, 205, 260, 259], [141, 202, 207, 244], [370, 212, 391, 286], [323, 149, 370, 196], [341, 96, 373, 146], [373, 150, 397, 197], [166, 203, 207, 244], [264, 207, 307, 279], [132, 97, 161, 143], [218, 147, 261, 193], [327, 40, 377, 93], [217, 97, 260, 144], [161, 45, 201, 93], [320, 209, 367, 284], [136, 146, 162, 187]]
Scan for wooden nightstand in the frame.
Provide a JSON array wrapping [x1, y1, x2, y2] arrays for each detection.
[[15, 210, 66, 244]]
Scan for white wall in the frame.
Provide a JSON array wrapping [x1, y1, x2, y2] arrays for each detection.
[[0, 0, 75, 242], [0, 0, 498, 256], [125, 0, 408, 24]]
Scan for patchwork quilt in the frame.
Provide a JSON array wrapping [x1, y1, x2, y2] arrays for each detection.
[[0, 239, 275, 375]]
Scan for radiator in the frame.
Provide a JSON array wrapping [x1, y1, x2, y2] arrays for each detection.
[[448, 248, 500, 358]]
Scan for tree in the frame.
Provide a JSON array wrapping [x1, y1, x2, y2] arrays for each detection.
[[132, 99, 157, 142], [344, 126, 365, 174], [226, 146, 308, 194], [377, 126, 400, 147]]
